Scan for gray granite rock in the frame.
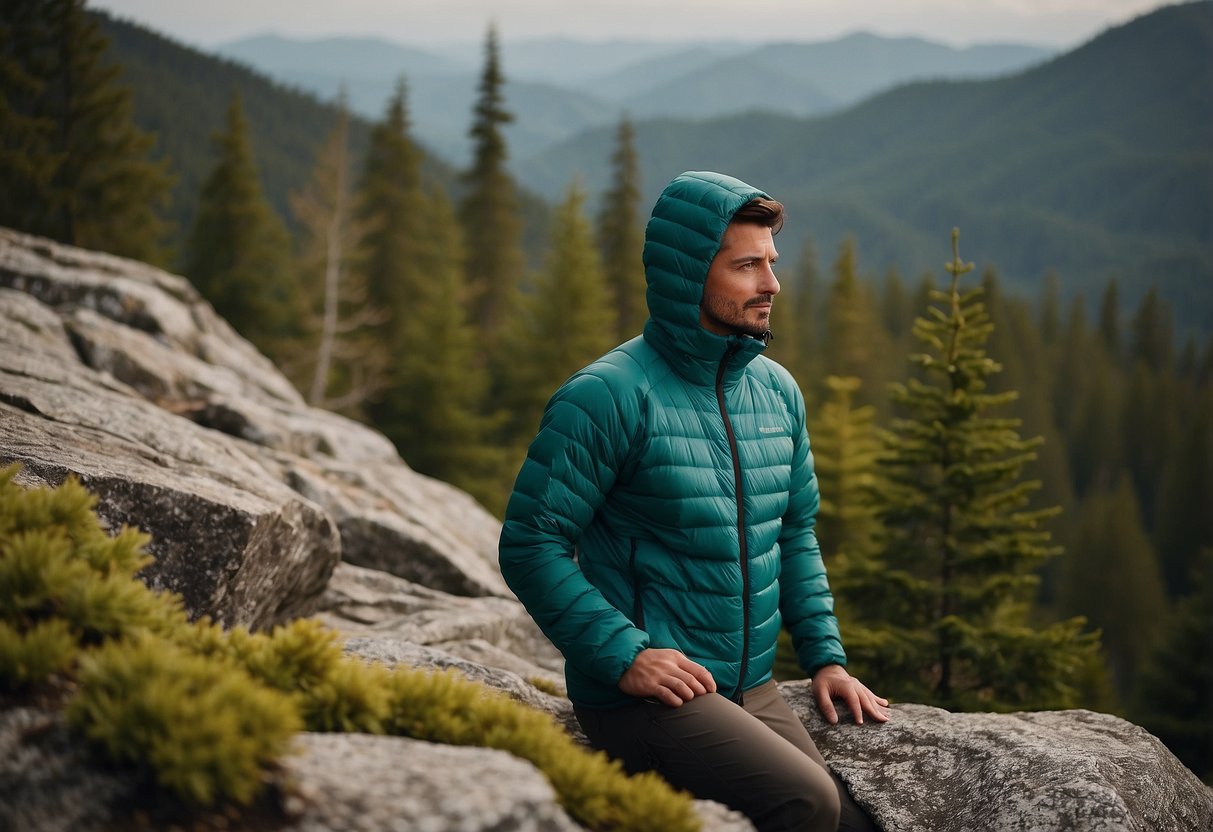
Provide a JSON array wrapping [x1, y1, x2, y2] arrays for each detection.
[[317, 561, 574, 728], [0, 356, 339, 630], [317, 562, 560, 670], [691, 799, 757, 832], [0, 227, 507, 631], [0, 706, 585, 832], [1, 693, 750, 832], [781, 679, 1213, 832], [0, 229, 299, 405], [285, 457, 508, 596], [282, 732, 582, 832], [0, 706, 129, 832], [289, 731, 756, 832]]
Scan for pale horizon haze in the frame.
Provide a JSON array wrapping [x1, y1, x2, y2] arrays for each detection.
[[89, 0, 1180, 50]]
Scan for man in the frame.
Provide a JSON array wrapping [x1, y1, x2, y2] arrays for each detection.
[[499, 171, 888, 832]]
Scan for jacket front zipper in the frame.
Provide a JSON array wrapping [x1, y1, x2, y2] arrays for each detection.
[[629, 539, 645, 629], [715, 343, 750, 704]]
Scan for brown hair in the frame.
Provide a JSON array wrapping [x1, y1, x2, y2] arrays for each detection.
[[731, 197, 784, 234]]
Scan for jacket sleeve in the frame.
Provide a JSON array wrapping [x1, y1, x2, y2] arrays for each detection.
[[777, 381, 848, 676], [498, 372, 649, 687]]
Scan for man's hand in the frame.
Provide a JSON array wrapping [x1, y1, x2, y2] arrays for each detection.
[[812, 664, 890, 725], [619, 648, 717, 707]]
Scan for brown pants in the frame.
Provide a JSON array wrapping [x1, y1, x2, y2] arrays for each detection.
[[574, 679, 877, 832]]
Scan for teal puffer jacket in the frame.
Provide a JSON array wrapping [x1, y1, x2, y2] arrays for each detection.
[[499, 171, 846, 709]]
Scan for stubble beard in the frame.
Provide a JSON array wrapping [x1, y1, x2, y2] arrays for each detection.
[[701, 293, 774, 339]]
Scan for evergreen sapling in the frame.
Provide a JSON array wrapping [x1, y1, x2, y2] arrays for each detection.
[[845, 229, 1100, 711]]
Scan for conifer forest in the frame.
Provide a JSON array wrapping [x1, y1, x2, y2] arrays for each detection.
[[2, 0, 1210, 784]]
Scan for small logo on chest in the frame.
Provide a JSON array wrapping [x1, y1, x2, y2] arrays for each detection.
[[758, 425, 784, 435]]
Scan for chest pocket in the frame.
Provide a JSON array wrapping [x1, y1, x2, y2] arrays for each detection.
[[731, 379, 798, 525]]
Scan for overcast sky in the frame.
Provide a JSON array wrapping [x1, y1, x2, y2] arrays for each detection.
[[90, 0, 1176, 50]]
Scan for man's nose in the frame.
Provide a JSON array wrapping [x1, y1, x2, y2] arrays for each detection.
[[760, 265, 780, 296]]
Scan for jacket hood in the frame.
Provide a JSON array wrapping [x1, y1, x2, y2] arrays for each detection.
[[641, 171, 772, 386]]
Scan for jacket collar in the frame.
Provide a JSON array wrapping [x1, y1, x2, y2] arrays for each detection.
[[644, 317, 766, 387]]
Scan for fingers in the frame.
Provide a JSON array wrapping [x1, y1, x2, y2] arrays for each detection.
[[671, 654, 717, 701], [852, 679, 891, 723], [682, 655, 718, 694], [861, 687, 892, 723], [618, 648, 717, 706], [815, 669, 891, 725], [652, 685, 685, 708], [657, 654, 711, 702], [664, 670, 706, 703], [815, 683, 840, 724], [680, 666, 709, 697], [843, 686, 864, 725]]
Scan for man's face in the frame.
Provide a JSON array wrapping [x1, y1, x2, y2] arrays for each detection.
[[699, 221, 780, 338]]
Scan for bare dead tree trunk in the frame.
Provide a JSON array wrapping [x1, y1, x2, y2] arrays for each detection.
[[308, 117, 348, 406]]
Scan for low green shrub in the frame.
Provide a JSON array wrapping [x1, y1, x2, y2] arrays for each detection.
[[384, 666, 699, 832], [0, 463, 701, 830], [212, 619, 392, 734], [0, 463, 181, 684], [66, 632, 300, 805], [0, 617, 75, 689], [527, 674, 563, 696]]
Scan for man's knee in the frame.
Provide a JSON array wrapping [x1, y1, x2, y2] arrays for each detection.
[[756, 759, 841, 832]]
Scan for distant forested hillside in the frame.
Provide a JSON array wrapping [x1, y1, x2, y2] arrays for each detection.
[[91, 11, 463, 264], [520, 1, 1213, 333], [93, 11, 563, 268], [92, 3, 1211, 331], [602, 33, 1052, 122], [213, 31, 1050, 166]]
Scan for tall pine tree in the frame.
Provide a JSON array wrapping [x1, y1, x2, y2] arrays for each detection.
[[1071, 369, 1126, 496], [378, 186, 507, 513], [821, 237, 892, 413], [1130, 286, 1174, 373], [0, 1, 59, 239], [1199, 333, 1213, 387], [880, 267, 912, 343], [1039, 272, 1062, 348], [811, 375, 881, 570], [1052, 297, 1089, 434], [1059, 296, 1124, 497], [344, 73, 508, 512], [355, 78, 425, 338], [981, 270, 1074, 517], [768, 236, 822, 388], [1131, 548, 1213, 783], [779, 374, 882, 682], [459, 24, 524, 342], [353, 77, 435, 437], [0, 0, 172, 262], [499, 183, 616, 450], [185, 93, 298, 364], [1057, 474, 1168, 698], [596, 115, 647, 340], [1121, 360, 1178, 525], [847, 229, 1099, 711], [1097, 279, 1122, 364], [1153, 389, 1213, 596]]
